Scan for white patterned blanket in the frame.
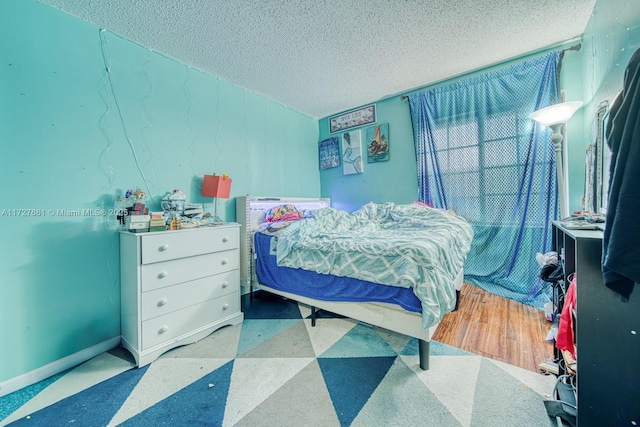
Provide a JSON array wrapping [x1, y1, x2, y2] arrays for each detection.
[[275, 202, 474, 328]]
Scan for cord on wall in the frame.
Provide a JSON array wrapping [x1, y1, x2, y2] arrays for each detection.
[[140, 47, 159, 193], [243, 89, 251, 191], [183, 66, 198, 178], [97, 45, 115, 196], [213, 78, 221, 175], [98, 28, 158, 210]]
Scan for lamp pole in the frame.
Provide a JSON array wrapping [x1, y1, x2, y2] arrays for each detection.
[[529, 101, 582, 220], [550, 123, 568, 219]]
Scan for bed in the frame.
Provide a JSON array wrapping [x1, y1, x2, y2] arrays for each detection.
[[236, 195, 473, 370]]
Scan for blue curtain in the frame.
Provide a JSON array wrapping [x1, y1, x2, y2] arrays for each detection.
[[408, 52, 560, 309]]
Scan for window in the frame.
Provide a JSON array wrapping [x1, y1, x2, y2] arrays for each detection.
[[431, 110, 553, 228]]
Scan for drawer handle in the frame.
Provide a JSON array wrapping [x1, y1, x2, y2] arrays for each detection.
[[158, 325, 169, 334], [157, 271, 168, 279], [221, 282, 229, 288], [221, 259, 228, 265], [157, 298, 168, 307], [222, 303, 229, 310], [159, 244, 169, 252], [222, 237, 229, 243]]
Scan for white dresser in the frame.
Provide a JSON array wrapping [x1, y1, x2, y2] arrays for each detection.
[[119, 223, 243, 367]]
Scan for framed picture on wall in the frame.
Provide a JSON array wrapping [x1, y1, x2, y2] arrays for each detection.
[[342, 130, 363, 175], [319, 137, 341, 170], [329, 104, 376, 133], [365, 123, 389, 163]]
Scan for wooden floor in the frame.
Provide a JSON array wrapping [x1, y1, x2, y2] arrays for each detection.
[[432, 283, 554, 372]]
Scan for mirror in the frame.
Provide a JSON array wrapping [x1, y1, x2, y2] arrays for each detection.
[[598, 101, 612, 214], [584, 100, 610, 214]]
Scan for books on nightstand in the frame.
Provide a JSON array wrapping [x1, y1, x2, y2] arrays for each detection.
[[149, 212, 167, 232], [183, 204, 203, 217], [126, 214, 150, 232]]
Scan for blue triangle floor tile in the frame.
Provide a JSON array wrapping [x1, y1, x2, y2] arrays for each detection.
[[8, 366, 148, 427], [399, 337, 420, 356], [318, 357, 396, 426], [119, 360, 234, 427]]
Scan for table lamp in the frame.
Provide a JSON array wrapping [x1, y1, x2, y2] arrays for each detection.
[[202, 174, 232, 222]]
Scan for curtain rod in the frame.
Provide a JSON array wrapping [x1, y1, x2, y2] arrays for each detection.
[[399, 43, 582, 101]]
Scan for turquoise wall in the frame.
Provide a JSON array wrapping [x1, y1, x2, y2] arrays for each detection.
[[581, 0, 640, 113], [0, 0, 319, 384], [319, 46, 581, 213], [319, 1, 640, 216], [557, 49, 586, 214], [318, 100, 419, 213], [561, 0, 640, 214]]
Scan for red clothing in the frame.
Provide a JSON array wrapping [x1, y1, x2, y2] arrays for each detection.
[[556, 274, 577, 359]]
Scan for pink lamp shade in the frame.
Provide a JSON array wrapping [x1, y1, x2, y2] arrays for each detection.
[[202, 174, 232, 199]]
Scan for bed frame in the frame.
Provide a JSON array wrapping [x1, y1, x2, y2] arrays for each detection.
[[235, 195, 462, 370]]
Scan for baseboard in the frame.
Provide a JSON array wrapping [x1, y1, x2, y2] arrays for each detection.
[[0, 336, 121, 398]]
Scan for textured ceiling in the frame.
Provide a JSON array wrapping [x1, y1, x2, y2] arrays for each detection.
[[40, 0, 596, 118]]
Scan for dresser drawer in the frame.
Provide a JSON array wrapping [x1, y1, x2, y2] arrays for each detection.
[[141, 270, 239, 321], [141, 227, 239, 264], [142, 292, 240, 350], [141, 249, 239, 292]]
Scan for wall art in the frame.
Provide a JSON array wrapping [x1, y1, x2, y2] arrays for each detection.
[[341, 130, 363, 175], [365, 123, 389, 163], [319, 137, 341, 170], [329, 104, 376, 133]]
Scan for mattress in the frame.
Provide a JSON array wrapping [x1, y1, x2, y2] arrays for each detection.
[[254, 231, 422, 313]]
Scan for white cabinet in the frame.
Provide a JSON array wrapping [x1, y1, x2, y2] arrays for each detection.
[[120, 224, 243, 367]]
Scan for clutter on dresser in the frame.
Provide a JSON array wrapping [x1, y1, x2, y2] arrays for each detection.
[[161, 189, 187, 216], [169, 217, 181, 230], [149, 211, 166, 232], [559, 211, 605, 230], [113, 179, 233, 234], [115, 188, 147, 229], [158, 190, 209, 230], [125, 213, 150, 232], [126, 203, 151, 232], [112, 188, 152, 232], [183, 203, 203, 217]]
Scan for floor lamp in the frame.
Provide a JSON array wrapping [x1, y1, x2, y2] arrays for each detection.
[[529, 101, 583, 219]]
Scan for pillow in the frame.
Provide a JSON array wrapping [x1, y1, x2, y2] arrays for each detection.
[[264, 204, 305, 223]]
